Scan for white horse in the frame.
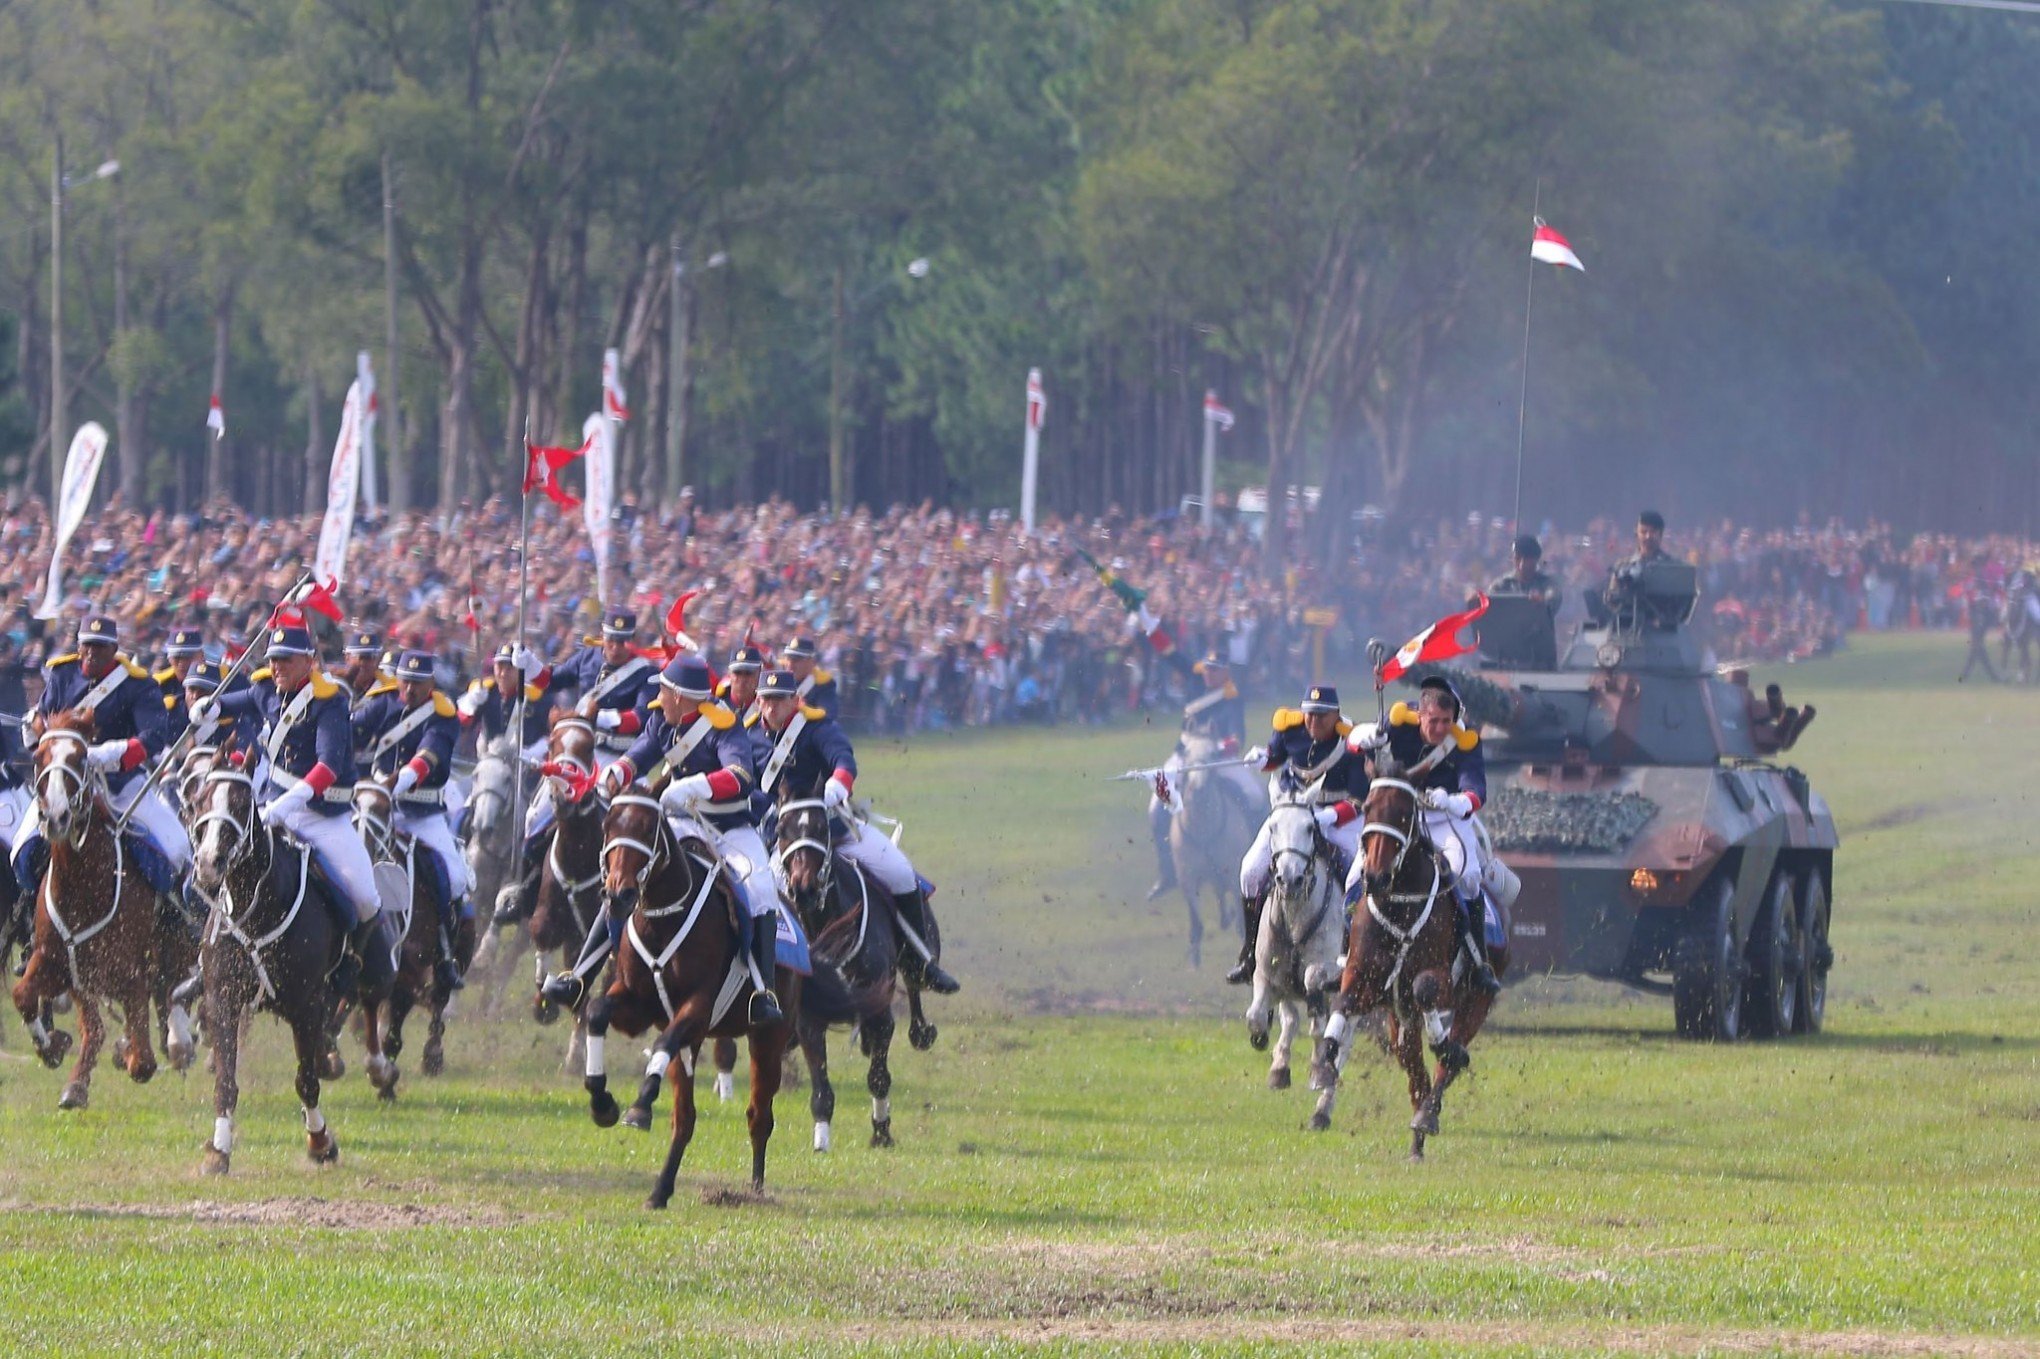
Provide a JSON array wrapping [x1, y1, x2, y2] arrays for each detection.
[[461, 734, 530, 1014], [1245, 772, 1348, 1129]]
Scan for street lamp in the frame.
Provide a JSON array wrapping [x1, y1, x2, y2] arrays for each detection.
[[49, 146, 119, 506]]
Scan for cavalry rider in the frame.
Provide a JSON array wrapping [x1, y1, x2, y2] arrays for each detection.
[[11, 615, 192, 908], [338, 628, 385, 701], [750, 667, 959, 994], [539, 655, 784, 1024], [555, 610, 657, 768], [1146, 652, 1266, 900], [354, 649, 474, 993], [457, 641, 558, 753], [157, 627, 207, 745], [179, 660, 244, 753], [194, 622, 396, 997], [779, 636, 839, 719], [1228, 683, 1369, 985], [714, 643, 767, 727], [1346, 674, 1501, 996]]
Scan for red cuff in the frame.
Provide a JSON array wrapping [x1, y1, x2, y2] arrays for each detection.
[[1219, 736, 1238, 753], [1464, 792, 1482, 813], [303, 763, 336, 796], [405, 756, 431, 783], [613, 757, 636, 784], [616, 709, 643, 735], [705, 768, 742, 802], [1330, 801, 1359, 827], [120, 738, 148, 772], [831, 768, 855, 793], [532, 666, 552, 688]]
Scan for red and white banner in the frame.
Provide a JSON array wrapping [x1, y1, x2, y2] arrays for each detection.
[[1203, 390, 1234, 432], [1380, 594, 1490, 684], [524, 436, 590, 511], [1025, 368, 1047, 430], [205, 395, 225, 441], [314, 381, 366, 587], [1020, 368, 1045, 534], [356, 351, 380, 513], [581, 410, 615, 605], [602, 348, 629, 423], [1531, 220, 1585, 272], [36, 422, 110, 619]]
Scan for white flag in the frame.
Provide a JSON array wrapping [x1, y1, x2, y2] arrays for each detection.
[[602, 348, 629, 423], [206, 395, 225, 440], [356, 351, 379, 513], [314, 382, 365, 587], [582, 410, 614, 607], [36, 422, 109, 619]]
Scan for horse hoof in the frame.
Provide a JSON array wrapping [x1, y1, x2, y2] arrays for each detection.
[[319, 1050, 346, 1081], [590, 1091, 620, 1129], [421, 1048, 444, 1078], [168, 1041, 195, 1073], [128, 1059, 156, 1085], [621, 1106, 652, 1132], [714, 1072, 735, 1103], [56, 1083, 88, 1111], [644, 1193, 669, 1211], [534, 997, 561, 1027], [1308, 1110, 1331, 1132], [1247, 1028, 1269, 1052], [200, 1147, 231, 1176], [376, 1083, 398, 1104], [908, 1021, 937, 1052], [307, 1131, 341, 1165], [1411, 1108, 1440, 1136], [871, 1120, 894, 1149], [1268, 1066, 1291, 1090], [38, 1029, 72, 1069]]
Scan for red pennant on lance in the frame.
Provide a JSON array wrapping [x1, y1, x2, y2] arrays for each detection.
[[665, 589, 702, 649], [1379, 594, 1490, 684], [523, 437, 590, 510], [295, 577, 344, 624]]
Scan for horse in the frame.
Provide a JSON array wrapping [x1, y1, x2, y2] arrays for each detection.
[[187, 755, 395, 1174], [1168, 732, 1261, 969], [353, 782, 461, 1093], [460, 732, 528, 1014], [774, 774, 901, 1151], [1244, 770, 1347, 1128], [1313, 757, 1508, 1159], [9, 712, 192, 1107], [586, 789, 797, 1208], [527, 714, 606, 1037]]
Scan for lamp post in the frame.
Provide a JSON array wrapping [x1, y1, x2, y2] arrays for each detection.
[[48, 146, 118, 505]]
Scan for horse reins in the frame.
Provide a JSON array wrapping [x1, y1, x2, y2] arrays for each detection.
[[192, 766, 309, 1002], [1359, 776, 1443, 1002], [32, 730, 128, 978], [606, 792, 726, 1023]]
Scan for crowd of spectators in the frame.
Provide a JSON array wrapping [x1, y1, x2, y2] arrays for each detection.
[[0, 494, 2029, 732]]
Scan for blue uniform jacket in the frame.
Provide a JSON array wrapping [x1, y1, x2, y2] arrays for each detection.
[[38, 654, 168, 795], [353, 684, 461, 800], [747, 706, 856, 814], [465, 671, 568, 747], [158, 670, 190, 747], [616, 702, 756, 832], [214, 669, 357, 816], [555, 647, 656, 748], [1379, 705, 1487, 804], [1180, 686, 1245, 745], [1260, 708, 1368, 805]]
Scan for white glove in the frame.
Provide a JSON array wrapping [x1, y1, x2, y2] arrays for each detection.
[[391, 765, 420, 797], [456, 690, 485, 718], [512, 644, 541, 673], [822, 777, 851, 811], [86, 739, 129, 771], [1423, 789, 1474, 818], [594, 709, 623, 732], [662, 773, 712, 812], [600, 763, 632, 797], [259, 783, 314, 827], [1346, 723, 1386, 753], [1243, 744, 1267, 766], [1313, 806, 1340, 832], [189, 696, 220, 727]]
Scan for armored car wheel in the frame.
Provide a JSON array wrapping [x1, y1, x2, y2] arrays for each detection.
[[1672, 877, 1743, 1042], [1743, 871, 1803, 1039], [1793, 874, 1831, 1034]]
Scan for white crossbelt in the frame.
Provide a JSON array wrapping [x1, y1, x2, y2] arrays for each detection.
[[757, 712, 809, 796]]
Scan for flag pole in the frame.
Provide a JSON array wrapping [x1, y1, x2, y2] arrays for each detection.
[[1512, 179, 1543, 534], [511, 412, 532, 887]]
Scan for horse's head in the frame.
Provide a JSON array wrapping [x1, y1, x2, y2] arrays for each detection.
[[599, 789, 669, 916], [1268, 797, 1321, 899], [546, 714, 599, 814], [774, 774, 835, 915], [466, 743, 516, 845], [1358, 760, 1423, 902], [34, 709, 100, 844], [191, 751, 260, 894], [353, 781, 397, 861]]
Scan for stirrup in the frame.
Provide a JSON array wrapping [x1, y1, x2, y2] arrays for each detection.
[[539, 972, 586, 1008], [748, 988, 784, 1026]]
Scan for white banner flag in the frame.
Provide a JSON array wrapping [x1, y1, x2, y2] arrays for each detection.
[[602, 348, 629, 423], [314, 382, 365, 587], [582, 410, 614, 607], [356, 351, 379, 513], [36, 421, 110, 619]]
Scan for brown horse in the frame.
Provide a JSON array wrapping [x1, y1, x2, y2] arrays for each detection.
[[586, 790, 796, 1208], [10, 712, 174, 1108], [1314, 767, 1508, 1159], [353, 783, 463, 1094], [527, 714, 605, 1029]]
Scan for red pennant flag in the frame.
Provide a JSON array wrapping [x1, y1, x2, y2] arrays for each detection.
[[296, 577, 344, 624], [1531, 220, 1586, 272], [1379, 594, 1490, 684], [665, 589, 702, 649], [523, 437, 590, 510]]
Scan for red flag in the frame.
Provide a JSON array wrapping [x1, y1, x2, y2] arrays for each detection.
[[1380, 594, 1489, 684], [1531, 220, 1586, 272], [296, 577, 344, 624], [523, 438, 590, 510], [541, 760, 598, 804], [665, 589, 702, 648]]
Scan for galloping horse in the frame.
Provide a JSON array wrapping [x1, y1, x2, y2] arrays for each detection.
[[1169, 732, 1260, 969], [1244, 770, 1346, 1127], [1314, 757, 1508, 1159], [354, 782, 461, 1091], [461, 733, 527, 1013], [775, 774, 900, 1151], [10, 712, 189, 1107], [586, 790, 796, 1208], [187, 756, 394, 1174], [527, 714, 606, 1030]]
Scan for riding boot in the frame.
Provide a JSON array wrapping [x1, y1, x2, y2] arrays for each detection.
[[1225, 893, 1262, 985], [540, 904, 614, 1009], [493, 837, 548, 925], [1456, 895, 1501, 998], [1145, 806, 1177, 901], [744, 913, 785, 1027], [434, 908, 467, 993], [354, 913, 399, 997], [892, 889, 960, 994]]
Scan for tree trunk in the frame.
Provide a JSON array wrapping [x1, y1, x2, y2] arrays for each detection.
[[112, 187, 138, 507], [382, 149, 407, 516], [207, 288, 233, 507], [303, 366, 323, 516]]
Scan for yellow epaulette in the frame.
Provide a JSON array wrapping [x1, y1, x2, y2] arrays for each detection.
[[743, 710, 762, 729], [1337, 719, 1354, 738], [121, 657, 150, 678], [713, 677, 731, 697], [696, 701, 736, 730], [365, 679, 398, 698], [801, 704, 827, 722], [1388, 700, 1477, 749], [813, 668, 833, 685], [465, 677, 489, 695], [163, 694, 178, 711], [431, 692, 457, 719], [250, 666, 272, 683], [154, 667, 176, 685], [1272, 707, 1304, 731], [47, 653, 78, 668], [309, 671, 340, 701]]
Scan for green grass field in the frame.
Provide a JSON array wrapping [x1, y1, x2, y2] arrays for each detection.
[[0, 632, 2034, 1357]]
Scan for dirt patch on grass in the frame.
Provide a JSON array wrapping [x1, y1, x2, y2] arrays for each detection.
[[32, 1196, 517, 1231]]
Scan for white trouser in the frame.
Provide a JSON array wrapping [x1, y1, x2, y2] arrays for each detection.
[[393, 804, 475, 902], [0, 785, 32, 853], [1241, 816, 1361, 900], [1421, 808, 1484, 900], [837, 819, 918, 896], [278, 805, 382, 923], [665, 816, 780, 921], [12, 778, 191, 872], [442, 779, 468, 827]]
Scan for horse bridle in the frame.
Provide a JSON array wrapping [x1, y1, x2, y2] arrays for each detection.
[[1358, 776, 1446, 999], [773, 795, 836, 901], [35, 729, 104, 849], [192, 766, 263, 880], [604, 792, 675, 896]]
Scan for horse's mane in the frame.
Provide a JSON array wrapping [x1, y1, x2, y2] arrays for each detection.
[[45, 707, 98, 738]]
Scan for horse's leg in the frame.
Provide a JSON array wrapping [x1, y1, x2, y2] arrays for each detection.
[[118, 960, 158, 1085], [202, 980, 243, 1175], [745, 1011, 788, 1193], [626, 1006, 701, 1133], [1392, 999, 1435, 1160], [57, 991, 105, 1111], [583, 985, 655, 1129], [647, 1042, 703, 1211], [10, 930, 72, 1070], [1245, 947, 1273, 1051], [365, 991, 401, 1101], [906, 984, 937, 1051], [799, 1011, 835, 1152], [1272, 998, 1298, 1093], [421, 980, 450, 1078], [713, 1035, 739, 1102], [1182, 876, 1203, 970], [865, 1002, 896, 1148], [291, 1012, 341, 1165]]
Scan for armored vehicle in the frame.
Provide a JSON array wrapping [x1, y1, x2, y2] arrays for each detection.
[[1419, 559, 1836, 1040]]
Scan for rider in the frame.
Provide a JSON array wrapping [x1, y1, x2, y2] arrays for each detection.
[[714, 643, 767, 726], [1228, 683, 1369, 985], [195, 622, 396, 998], [11, 615, 192, 907], [157, 627, 207, 746], [749, 667, 959, 994], [338, 628, 384, 701], [353, 648, 474, 993], [1146, 652, 1264, 900], [554, 610, 657, 768], [779, 636, 839, 719], [180, 660, 244, 751], [545, 655, 784, 1025], [1346, 674, 1501, 996], [468, 642, 573, 923]]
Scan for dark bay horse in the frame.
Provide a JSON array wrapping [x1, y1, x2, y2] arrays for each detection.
[[775, 778, 900, 1151], [10, 713, 180, 1107], [354, 783, 461, 1092], [528, 714, 605, 1031], [188, 758, 393, 1174], [587, 790, 796, 1209], [1314, 765, 1508, 1159]]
